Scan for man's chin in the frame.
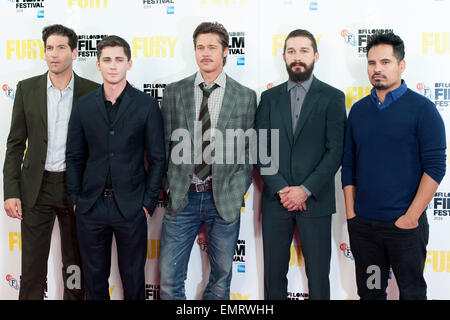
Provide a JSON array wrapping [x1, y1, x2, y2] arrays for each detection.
[[372, 83, 387, 90], [289, 71, 312, 82]]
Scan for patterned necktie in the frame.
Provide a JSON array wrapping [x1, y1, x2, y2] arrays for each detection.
[[195, 83, 219, 181]]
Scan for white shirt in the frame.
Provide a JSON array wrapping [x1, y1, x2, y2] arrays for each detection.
[[45, 73, 74, 172]]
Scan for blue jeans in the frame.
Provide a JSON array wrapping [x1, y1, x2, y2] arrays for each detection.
[[159, 190, 240, 300]]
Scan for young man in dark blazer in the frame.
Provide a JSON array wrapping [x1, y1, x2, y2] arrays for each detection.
[[66, 36, 165, 300], [3, 24, 99, 300], [256, 29, 347, 300]]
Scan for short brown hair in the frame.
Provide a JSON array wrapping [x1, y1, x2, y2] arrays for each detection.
[[193, 22, 229, 66], [42, 24, 78, 51], [96, 35, 131, 61], [283, 29, 318, 54]]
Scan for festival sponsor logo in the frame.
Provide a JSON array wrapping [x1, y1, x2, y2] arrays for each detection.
[[197, 234, 208, 252], [77, 34, 108, 61], [429, 192, 450, 221], [234, 239, 246, 273], [146, 284, 160, 300], [2, 84, 15, 100], [143, 83, 166, 106], [228, 31, 245, 66], [416, 82, 450, 108], [341, 28, 394, 57], [309, 1, 318, 10], [142, 0, 175, 14], [339, 242, 354, 261], [5, 274, 20, 291], [287, 291, 309, 300], [13, 0, 45, 18]]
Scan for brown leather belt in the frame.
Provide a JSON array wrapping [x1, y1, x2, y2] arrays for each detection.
[[189, 180, 212, 192]]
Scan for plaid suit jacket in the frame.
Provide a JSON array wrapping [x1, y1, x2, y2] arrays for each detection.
[[161, 73, 257, 222]]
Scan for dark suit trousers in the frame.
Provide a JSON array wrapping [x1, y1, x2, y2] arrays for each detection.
[[262, 209, 332, 300], [75, 193, 147, 300], [20, 171, 84, 300]]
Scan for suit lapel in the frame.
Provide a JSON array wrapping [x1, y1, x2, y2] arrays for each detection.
[[112, 88, 136, 127], [215, 75, 237, 133], [293, 76, 321, 143], [181, 74, 197, 141], [37, 73, 48, 132], [278, 82, 294, 146], [94, 87, 109, 124], [72, 73, 84, 107]]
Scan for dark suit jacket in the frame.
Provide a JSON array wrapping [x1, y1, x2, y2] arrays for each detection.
[[66, 84, 166, 219], [3, 72, 99, 208], [255, 76, 346, 217]]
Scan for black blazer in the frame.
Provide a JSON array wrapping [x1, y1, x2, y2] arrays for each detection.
[[66, 84, 166, 218], [255, 76, 347, 217]]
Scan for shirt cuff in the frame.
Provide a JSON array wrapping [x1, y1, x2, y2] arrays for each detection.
[[300, 185, 312, 197]]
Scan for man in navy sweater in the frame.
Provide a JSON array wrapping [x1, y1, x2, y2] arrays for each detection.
[[342, 33, 446, 300]]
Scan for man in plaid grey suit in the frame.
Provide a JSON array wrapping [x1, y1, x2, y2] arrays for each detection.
[[159, 22, 257, 300]]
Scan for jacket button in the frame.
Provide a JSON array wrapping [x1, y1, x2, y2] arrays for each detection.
[[110, 130, 114, 135]]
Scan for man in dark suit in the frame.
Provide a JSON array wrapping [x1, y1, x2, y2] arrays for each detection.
[[3, 24, 99, 300], [66, 36, 165, 300], [256, 29, 346, 300]]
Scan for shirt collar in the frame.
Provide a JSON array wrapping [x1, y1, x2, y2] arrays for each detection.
[[370, 79, 408, 109], [47, 72, 75, 91], [195, 71, 226, 89], [287, 75, 313, 93], [102, 81, 130, 103]]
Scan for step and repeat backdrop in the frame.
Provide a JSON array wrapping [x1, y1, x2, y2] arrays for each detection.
[[1, 0, 449, 300]]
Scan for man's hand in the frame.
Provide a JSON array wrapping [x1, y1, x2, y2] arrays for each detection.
[[73, 204, 76, 213], [4, 198, 23, 220], [143, 206, 149, 217], [279, 186, 308, 211], [394, 214, 419, 230]]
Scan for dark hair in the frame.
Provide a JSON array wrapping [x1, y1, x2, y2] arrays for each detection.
[[366, 32, 405, 62], [284, 29, 318, 54], [42, 24, 78, 51], [193, 22, 229, 66], [96, 35, 132, 61]]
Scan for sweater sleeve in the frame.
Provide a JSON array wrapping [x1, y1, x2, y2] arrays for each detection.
[[341, 107, 355, 188], [418, 102, 446, 184]]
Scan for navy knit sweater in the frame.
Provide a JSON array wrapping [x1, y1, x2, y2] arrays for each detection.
[[342, 88, 446, 221]]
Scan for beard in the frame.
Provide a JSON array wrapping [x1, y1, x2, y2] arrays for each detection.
[[371, 73, 388, 90], [286, 61, 314, 83]]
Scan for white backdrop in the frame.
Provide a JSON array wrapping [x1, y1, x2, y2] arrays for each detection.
[[1, 0, 449, 300]]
